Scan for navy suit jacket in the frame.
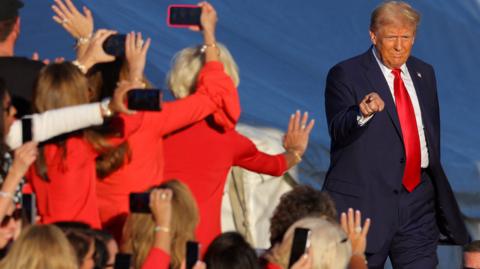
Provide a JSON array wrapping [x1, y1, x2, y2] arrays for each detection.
[[323, 48, 468, 253]]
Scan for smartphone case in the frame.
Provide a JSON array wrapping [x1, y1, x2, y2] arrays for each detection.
[[167, 4, 201, 28]]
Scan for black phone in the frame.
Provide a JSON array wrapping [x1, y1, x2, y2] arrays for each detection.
[[127, 89, 162, 111], [186, 241, 200, 269], [288, 228, 311, 268], [103, 34, 126, 57], [167, 5, 201, 27], [129, 192, 150, 213], [21, 117, 32, 143], [113, 253, 132, 269], [22, 193, 36, 224]]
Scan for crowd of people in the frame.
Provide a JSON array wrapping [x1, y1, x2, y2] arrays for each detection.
[[0, 0, 474, 268]]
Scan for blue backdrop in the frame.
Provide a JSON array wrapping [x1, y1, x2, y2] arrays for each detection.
[[16, 1, 480, 267]]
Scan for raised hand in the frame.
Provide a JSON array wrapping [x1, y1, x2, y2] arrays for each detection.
[[359, 92, 385, 118], [149, 188, 173, 228], [108, 80, 145, 115], [125, 31, 151, 83], [52, 0, 94, 40], [76, 29, 116, 71], [340, 208, 371, 259], [283, 111, 315, 159]]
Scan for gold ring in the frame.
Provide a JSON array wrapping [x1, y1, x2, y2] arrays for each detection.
[[354, 226, 362, 234]]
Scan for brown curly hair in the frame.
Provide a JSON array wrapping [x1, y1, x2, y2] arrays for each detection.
[[269, 185, 337, 246]]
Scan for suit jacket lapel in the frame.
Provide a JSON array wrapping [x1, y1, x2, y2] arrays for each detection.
[[362, 49, 403, 139], [407, 60, 436, 157]]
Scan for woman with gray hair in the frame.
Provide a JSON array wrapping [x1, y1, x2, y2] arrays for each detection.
[[266, 217, 351, 269], [163, 2, 314, 251]]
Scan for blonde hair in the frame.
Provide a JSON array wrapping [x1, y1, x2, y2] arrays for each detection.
[[34, 62, 130, 180], [0, 224, 78, 269], [123, 180, 199, 269], [370, 1, 420, 32], [167, 43, 239, 99], [269, 217, 351, 269]]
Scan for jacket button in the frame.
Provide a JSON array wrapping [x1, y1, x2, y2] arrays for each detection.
[[393, 190, 399, 194], [400, 157, 406, 164]]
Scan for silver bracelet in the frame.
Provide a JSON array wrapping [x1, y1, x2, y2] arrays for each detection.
[[0, 191, 14, 201], [76, 33, 93, 47], [72, 60, 87, 74]]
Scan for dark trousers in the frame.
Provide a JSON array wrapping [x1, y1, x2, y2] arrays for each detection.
[[367, 171, 439, 269]]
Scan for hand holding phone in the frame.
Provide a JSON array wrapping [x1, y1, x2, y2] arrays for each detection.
[[288, 228, 311, 268], [127, 89, 162, 111], [186, 241, 200, 269], [167, 5, 201, 27]]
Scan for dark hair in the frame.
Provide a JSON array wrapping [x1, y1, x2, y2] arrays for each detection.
[[54, 221, 94, 268], [269, 185, 337, 246], [90, 229, 113, 269], [464, 240, 480, 253], [0, 78, 9, 176], [0, 17, 16, 42], [204, 232, 261, 269]]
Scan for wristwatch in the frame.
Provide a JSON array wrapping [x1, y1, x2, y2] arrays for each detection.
[[100, 98, 114, 117]]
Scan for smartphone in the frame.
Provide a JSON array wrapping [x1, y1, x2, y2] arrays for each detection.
[[186, 241, 200, 269], [288, 228, 311, 268], [167, 5, 201, 27], [113, 253, 132, 269], [21, 117, 32, 143], [22, 193, 37, 224], [127, 89, 162, 111], [103, 34, 126, 57], [129, 192, 150, 213]]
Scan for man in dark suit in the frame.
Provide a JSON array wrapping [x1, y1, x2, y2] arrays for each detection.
[[323, 1, 468, 268], [0, 0, 44, 117]]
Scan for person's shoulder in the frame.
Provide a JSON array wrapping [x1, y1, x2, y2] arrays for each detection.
[[0, 56, 44, 70], [329, 50, 370, 73], [407, 55, 434, 73], [407, 55, 434, 71]]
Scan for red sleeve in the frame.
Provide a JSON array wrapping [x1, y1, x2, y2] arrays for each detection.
[[105, 112, 144, 146], [232, 132, 287, 177], [141, 247, 171, 269], [141, 61, 240, 137]]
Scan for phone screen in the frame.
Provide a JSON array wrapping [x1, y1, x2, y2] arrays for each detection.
[[168, 5, 201, 27], [21, 117, 32, 143], [113, 253, 131, 269], [22, 193, 36, 224], [102, 34, 126, 57], [288, 228, 311, 268], [186, 241, 200, 269], [129, 192, 150, 213], [127, 89, 162, 111]]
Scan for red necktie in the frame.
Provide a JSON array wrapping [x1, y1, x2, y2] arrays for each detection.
[[392, 69, 421, 192]]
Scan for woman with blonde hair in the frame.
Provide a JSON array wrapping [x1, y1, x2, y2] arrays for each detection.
[[266, 217, 351, 269], [123, 179, 199, 269], [50, 0, 242, 243], [0, 224, 78, 269]]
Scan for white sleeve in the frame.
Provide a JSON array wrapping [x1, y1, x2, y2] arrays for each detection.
[[6, 103, 104, 150]]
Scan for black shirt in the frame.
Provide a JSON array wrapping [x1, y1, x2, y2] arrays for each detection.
[[0, 56, 44, 117]]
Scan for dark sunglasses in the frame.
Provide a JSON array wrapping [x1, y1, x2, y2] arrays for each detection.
[[1, 208, 22, 227]]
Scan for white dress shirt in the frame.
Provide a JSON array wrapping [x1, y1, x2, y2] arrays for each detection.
[[372, 48, 429, 168]]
